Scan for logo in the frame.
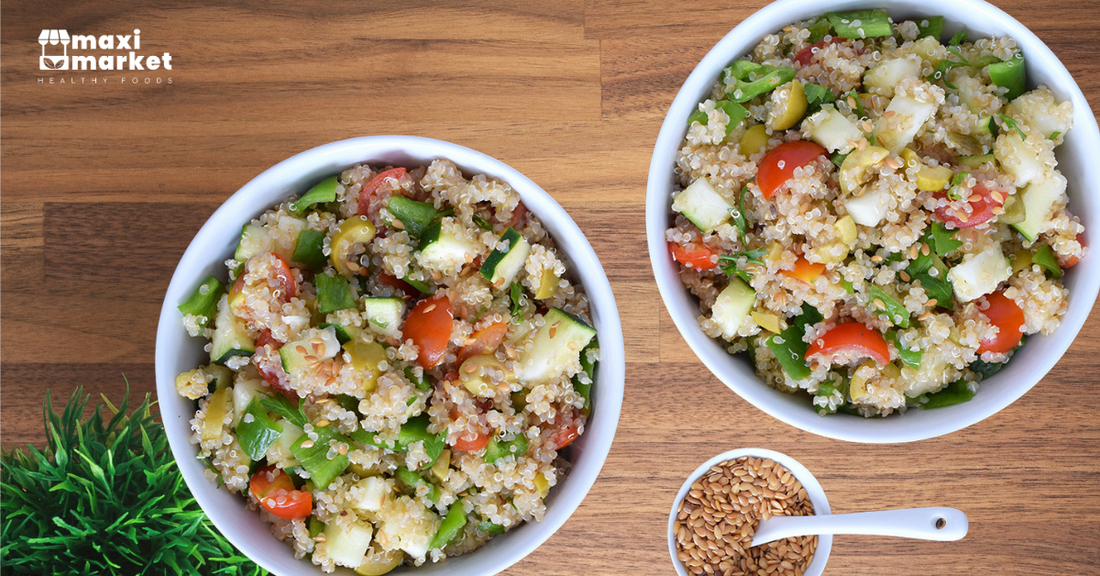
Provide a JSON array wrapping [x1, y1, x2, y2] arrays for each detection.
[[39, 29, 70, 70], [36, 28, 173, 72]]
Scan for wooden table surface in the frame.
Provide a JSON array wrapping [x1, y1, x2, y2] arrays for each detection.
[[3, 1, 1100, 574]]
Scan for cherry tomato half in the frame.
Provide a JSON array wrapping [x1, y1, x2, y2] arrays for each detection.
[[757, 141, 828, 200], [500, 201, 529, 229], [548, 408, 583, 450], [794, 38, 845, 66], [357, 167, 407, 217], [977, 291, 1025, 354], [668, 241, 718, 270], [457, 323, 509, 366], [1059, 232, 1085, 268], [805, 322, 890, 366], [782, 256, 825, 284], [404, 293, 454, 369], [452, 430, 491, 452], [249, 465, 312, 520], [271, 253, 298, 299], [933, 184, 1005, 229]]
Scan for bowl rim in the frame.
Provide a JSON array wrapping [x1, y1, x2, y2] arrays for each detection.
[[155, 135, 626, 576], [645, 0, 1100, 443], [666, 448, 833, 576]]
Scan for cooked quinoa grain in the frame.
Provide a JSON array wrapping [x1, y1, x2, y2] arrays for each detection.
[[177, 159, 599, 573], [668, 10, 1082, 417]]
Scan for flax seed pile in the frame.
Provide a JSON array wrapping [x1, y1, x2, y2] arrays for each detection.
[[673, 457, 817, 576]]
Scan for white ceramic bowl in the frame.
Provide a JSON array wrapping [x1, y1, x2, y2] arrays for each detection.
[[646, 0, 1100, 443], [155, 136, 625, 576], [668, 448, 833, 576]]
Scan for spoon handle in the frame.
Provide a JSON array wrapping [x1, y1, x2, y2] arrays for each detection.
[[751, 507, 968, 546]]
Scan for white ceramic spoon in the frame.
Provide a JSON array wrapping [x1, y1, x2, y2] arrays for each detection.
[[752, 507, 969, 547]]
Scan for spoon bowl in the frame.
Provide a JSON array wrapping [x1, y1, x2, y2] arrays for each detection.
[[668, 448, 833, 576]]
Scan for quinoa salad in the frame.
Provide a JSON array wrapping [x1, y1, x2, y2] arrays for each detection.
[[174, 159, 598, 573], [666, 9, 1084, 417]]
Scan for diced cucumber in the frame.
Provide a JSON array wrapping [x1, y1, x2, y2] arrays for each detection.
[[480, 228, 531, 290], [994, 132, 1046, 189], [290, 175, 339, 214], [844, 186, 891, 227], [318, 322, 361, 344], [671, 177, 733, 234], [875, 94, 938, 153], [516, 308, 597, 385], [210, 295, 255, 365], [804, 106, 863, 153], [316, 272, 358, 314], [291, 229, 327, 270], [947, 245, 1011, 302], [265, 421, 303, 468], [280, 327, 341, 373], [987, 53, 1025, 101], [864, 56, 922, 97], [291, 424, 351, 489], [385, 196, 439, 238], [323, 520, 374, 569], [959, 153, 994, 169], [234, 223, 271, 264], [363, 297, 405, 338], [710, 278, 755, 340], [418, 220, 479, 274], [1013, 171, 1066, 241], [232, 377, 266, 425], [825, 9, 893, 39], [205, 364, 233, 391], [177, 276, 226, 330]]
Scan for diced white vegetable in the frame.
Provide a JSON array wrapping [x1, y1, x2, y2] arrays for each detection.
[[947, 245, 1011, 302], [864, 56, 923, 97], [994, 132, 1051, 189], [672, 177, 733, 233], [323, 520, 374, 569], [1013, 171, 1067, 241], [349, 477, 389, 512], [844, 187, 891, 227], [804, 106, 863, 153], [265, 421, 303, 468], [875, 94, 938, 153], [710, 278, 755, 339], [1005, 87, 1073, 140], [231, 377, 265, 427]]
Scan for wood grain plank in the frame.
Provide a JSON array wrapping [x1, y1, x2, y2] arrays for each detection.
[[583, 0, 1100, 39], [0, 202, 44, 286], [0, 363, 155, 448]]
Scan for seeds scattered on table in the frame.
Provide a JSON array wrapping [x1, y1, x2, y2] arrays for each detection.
[[673, 457, 816, 576]]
